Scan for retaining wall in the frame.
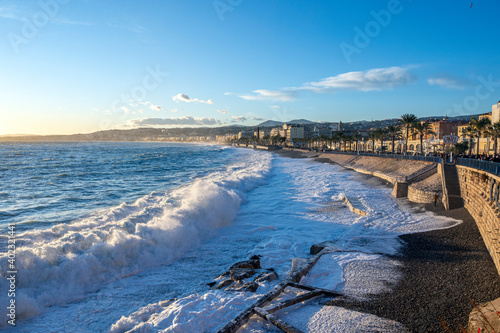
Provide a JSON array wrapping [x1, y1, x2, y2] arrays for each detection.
[[407, 186, 436, 204], [318, 153, 435, 184], [456, 165, 500, 275]]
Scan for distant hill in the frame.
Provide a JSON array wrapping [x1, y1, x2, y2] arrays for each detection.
[[256, 120, 284, 127], [257, 119, 315, 127], [287, 119, 314, 124]]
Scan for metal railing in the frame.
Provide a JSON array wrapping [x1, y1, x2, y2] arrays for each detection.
[[324, 151, 443, 163], [285, 146, 500, 177], [457, 158, 500, 176]]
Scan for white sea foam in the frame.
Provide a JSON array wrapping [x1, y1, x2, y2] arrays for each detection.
[[0, 150, 273, 324], [109, 157, 462, 333]]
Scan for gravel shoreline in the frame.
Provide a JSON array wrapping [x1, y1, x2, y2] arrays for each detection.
[[271, 149, 500, 332]]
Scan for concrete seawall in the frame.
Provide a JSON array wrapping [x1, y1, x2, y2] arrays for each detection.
[[456, 165, 500, 276], [281, 150, 499, 275], [317, 153, 441, 204]]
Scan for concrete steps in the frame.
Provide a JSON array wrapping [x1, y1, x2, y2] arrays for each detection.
[[442, 164, 464, 210]]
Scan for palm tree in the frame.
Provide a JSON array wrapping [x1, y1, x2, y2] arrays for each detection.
[[412, 121, 436, 155], [471, 117, 491, 155], [336, 132, 346, 151], [367, 131, 377, 152], [385, 125, 402, 154], [487, 122, 500, 156], [462, 125, 475, 156], [351, 132, 362, 152], [373, 128, 387, 153], [401, 114, 418, 153]]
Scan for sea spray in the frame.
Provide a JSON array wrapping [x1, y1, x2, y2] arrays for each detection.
[[0, 148, 273, 325]]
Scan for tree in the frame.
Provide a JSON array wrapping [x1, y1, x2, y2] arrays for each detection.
[[471, 117, 491, 155], [367, 131, 377, 152], [462, 124, 475, 156], [385, 125, 402, 154], [401, 114, 418, 153], [373, 128, 387, 153], [486, 122, 500, 156], [452, 141, 469, 155], [335, 132, 345, 151], [412, 121, 436, 155], [351, 132, 362, 152]]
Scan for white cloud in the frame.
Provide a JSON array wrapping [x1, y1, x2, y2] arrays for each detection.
[[250, 116, 265, 121], [131, 116, 221, 126], [301, 66, 416, 92], [172, 93, 214, 104], [428, 74, 473, 90], [239, 89, 296, 102], [150, 105, 162, 112], [231, 116, 247, 122], [121, 106, 133, 114], [217, 110, 229, 114]]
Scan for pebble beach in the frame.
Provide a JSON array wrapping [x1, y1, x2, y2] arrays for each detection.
[[277, 148, 500, 331]]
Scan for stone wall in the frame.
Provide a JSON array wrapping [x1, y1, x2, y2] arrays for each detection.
[[457, 165, 500, 275], [319, 153, 435, 184], [407, 186, 436, 203]]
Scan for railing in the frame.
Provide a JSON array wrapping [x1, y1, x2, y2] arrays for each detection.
[[278, 145, 500, 177], [325, 151, 443, 163], [457, 158, 500, 176]]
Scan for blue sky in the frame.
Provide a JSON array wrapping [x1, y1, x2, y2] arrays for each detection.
[[1, 0, 500, 135]]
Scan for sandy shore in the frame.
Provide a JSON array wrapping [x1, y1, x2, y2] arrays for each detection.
[[272, 148, 500, 332]]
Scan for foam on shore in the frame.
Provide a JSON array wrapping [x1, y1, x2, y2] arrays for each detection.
[[106, 154, 462, 333]]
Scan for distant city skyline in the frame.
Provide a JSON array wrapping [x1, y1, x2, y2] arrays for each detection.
[[1, 1, 500, 135]]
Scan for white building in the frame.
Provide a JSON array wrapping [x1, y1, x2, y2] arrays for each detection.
[[284, 124, 304, 142], [493, 101, 500, 124], [238, 131, 253, 139]]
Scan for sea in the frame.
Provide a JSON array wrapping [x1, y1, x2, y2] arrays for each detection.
[[0, 142, 460, 332]]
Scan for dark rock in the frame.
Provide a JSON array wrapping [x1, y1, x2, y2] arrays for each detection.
[[216, 271, 230, 280], [214, 279, 233, 290], [253, 271, 278, 283], [310, 240, 339, 255], [225, 281, 259, 293], [207, 281, 217, 288], [230, 267, 255, 281], [230, 257, 261, 270]]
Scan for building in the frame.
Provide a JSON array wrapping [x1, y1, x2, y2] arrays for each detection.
[[492, 101, 500, 124], [258, 129, 270, 139], [283, 123, 304, 142], [457, 123, 469, 140], [238, 131, 253, 139], [426, 117, 461, 140], [312, 125, 332, 138], [270, 128, 280, 137]]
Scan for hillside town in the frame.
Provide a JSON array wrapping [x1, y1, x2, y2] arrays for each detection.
[[3, 102, 500, 160], [226, 101, 500, 158]]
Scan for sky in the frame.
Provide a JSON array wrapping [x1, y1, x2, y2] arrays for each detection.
[[1, 0, 500, 135]]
